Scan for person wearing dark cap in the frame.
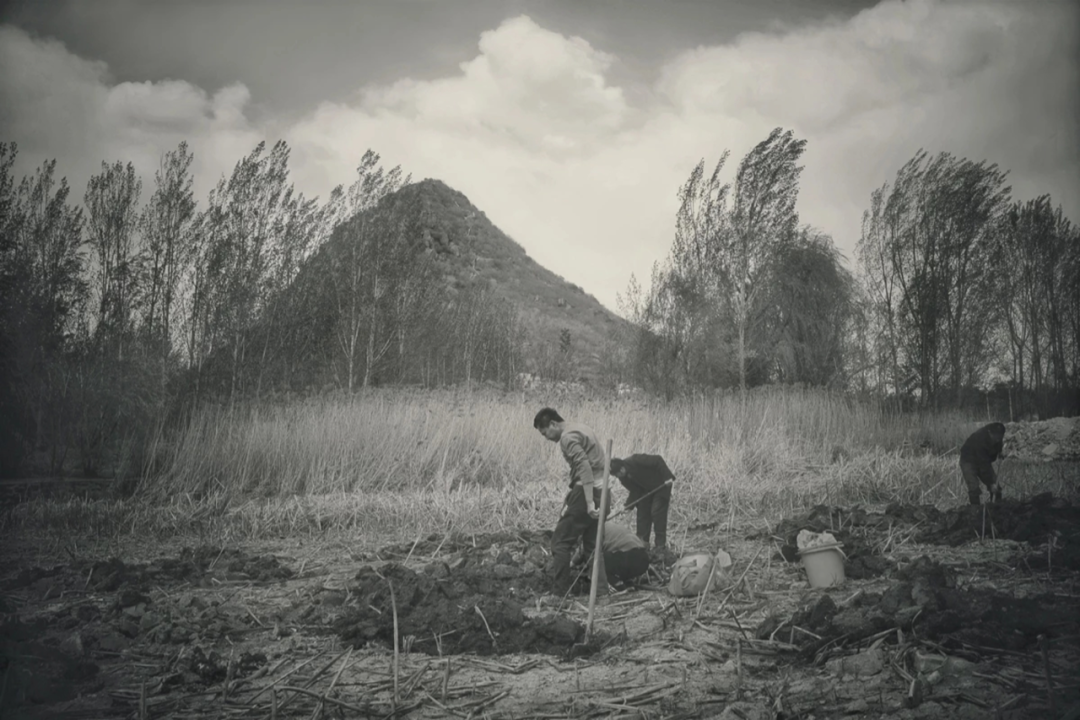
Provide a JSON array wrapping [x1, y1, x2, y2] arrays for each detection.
[[959, 422, 1006, 505], [610, 454, 675, 552], [533, 407, 607, 596]]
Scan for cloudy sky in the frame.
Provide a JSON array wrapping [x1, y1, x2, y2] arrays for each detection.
[[2, 0, 1077, 314]]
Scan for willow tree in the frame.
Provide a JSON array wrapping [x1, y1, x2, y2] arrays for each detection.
[[0, 147, 87, 471], [140, 142, 196, 377], [723, 129, 807, 392], [85, 161, 142, 361], [759, 227, 854, 386], [324, 150, 411, 391], [621, 128, 816, 395]]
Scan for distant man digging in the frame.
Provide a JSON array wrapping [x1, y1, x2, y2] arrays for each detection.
[[533, 407, 606, 596], [610, 454, 675, 561], [959, 422, 1006, 505]]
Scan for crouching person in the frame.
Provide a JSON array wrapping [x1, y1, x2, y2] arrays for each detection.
[[602, 522, 651, 587], [572, 522, 651, 590], [959, 422, 1006, 505]]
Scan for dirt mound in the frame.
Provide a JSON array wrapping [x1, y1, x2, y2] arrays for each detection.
[[886, 493, 1080, 551], [335, 562, 590, 657], [766, 495, 1079, 571], [1005, 417, 1080, 461], [3, 546, 294, 596], [360, 529, 553, 562], [766, 505, 892, 579], [0, 620, 102, 712], [756, 556, 1080, 654]]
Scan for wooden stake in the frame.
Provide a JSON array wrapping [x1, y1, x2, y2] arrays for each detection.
[[585, 439, 614, 641]]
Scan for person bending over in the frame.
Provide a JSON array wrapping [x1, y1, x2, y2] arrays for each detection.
[[610, 454, 675, 551], [959, 422, 1006, 505]]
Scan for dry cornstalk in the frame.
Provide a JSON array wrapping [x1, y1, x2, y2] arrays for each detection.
[[728, 608, 750, 640], [277, 686, 371, 715], [402, 534, 423, 565], [248, 650, 327, 703], [1039, 635, 1056, 716], [311, 646, 353, 720], [736, 638, 743, 686], [388, 578, 400, 710], [474, 605, 499, 652], [716, 545, 765, 618], [420, 691, 460, 718], [620, 681, 681, 704], [400, 661, 431, 700], [456, 689, 510, 711], [271, 651, 350, 716], [693, 555, 720, 620], [223, 651, 236, 702]]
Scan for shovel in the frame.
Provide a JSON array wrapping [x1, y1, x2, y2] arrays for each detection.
[[609, 479, 674, 519]]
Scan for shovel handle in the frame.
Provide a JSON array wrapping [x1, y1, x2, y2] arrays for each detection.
[[612, 479, 674, 518]]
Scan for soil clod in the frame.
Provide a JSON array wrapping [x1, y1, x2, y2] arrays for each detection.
[[335, 561, 590, 656]]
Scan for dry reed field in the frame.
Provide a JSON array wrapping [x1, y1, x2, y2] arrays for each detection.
[[7, 386, 1071, 545], [2, 387, 1078, 720]]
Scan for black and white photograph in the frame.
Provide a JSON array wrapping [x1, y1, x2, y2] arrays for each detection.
[[1, 1, 1078, 718]]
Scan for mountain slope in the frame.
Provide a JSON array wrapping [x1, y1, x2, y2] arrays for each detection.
[[401, 179, 629, 380]]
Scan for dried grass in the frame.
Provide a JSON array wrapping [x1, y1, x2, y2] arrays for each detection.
[[2, 386, 1073, 546]]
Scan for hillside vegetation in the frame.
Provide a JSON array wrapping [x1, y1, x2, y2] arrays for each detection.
[[401, 179, 628, 380]]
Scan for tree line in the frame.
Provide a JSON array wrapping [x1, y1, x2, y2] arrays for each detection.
[[2, 128, 1077, 478], [0, 141, 523, 478], [617, 128, 1080, 415]]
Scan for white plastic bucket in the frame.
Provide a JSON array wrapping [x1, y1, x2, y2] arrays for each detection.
[[798, 543, 846, 588]]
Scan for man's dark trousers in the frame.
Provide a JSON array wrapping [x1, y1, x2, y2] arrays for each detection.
[[617, 454, 675, 548], [550, 485, 603, 595], [627, 482, 671, 548]]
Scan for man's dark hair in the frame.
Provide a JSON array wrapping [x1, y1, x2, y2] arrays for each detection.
[[609, 458, 625, 474], [533, 407, 563, 430]]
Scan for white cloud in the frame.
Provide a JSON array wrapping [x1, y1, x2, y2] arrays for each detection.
[[1, 1, 1077, 313], [286, 1, 1079, 308], [0, 25, 261, 200]]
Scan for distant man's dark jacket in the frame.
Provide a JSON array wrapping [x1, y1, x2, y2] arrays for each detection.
[[617, 454, 675, 548], [959, 423, 1005, 468], [616, 454, 675, 492]]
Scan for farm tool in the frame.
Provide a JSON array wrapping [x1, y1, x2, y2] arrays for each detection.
[[610, 478, 674, 520], [558, 478, 673, 519]]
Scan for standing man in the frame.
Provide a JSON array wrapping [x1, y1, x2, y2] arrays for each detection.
[[959, 422, 1006, 505], [610, 454, 675, 555], [534, 407, 606, 596]]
